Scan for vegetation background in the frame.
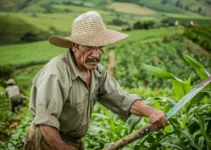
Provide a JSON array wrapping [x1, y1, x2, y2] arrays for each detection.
[[0, 0, 211, 149]]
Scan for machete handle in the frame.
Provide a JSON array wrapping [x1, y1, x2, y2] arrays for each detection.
[[103, 124, 156, 150]]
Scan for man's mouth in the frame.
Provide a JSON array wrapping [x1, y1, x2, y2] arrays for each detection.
[[85, 58, 100, 63]]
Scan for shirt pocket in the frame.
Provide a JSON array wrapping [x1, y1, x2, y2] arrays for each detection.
[[58, 101, 83, 133]]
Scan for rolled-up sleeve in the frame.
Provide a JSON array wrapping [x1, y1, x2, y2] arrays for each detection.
[[33, 74, 69, 129], [98, 67, 140, 121]]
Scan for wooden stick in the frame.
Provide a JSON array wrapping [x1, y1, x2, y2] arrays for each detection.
[[103, 124, 156, 150]]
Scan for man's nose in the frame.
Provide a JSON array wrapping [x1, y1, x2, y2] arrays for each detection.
[[91, 48, 100, 57]]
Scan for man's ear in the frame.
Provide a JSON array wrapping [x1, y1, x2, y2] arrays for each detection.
[[70, 42, 77, 52]]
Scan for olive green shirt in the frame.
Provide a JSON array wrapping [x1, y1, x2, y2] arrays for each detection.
[[29, 50, 140, 137]]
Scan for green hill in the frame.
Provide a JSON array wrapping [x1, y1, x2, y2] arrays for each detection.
[[0, 13, 43, 44], [0, 0, 211, 16], [0, 0, 210, 45]]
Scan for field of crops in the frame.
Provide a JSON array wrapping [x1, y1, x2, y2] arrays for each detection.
[[1, 26, 211, 149], [0, 1, 211, 150]]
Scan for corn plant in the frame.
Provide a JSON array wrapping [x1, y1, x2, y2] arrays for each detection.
[[141, 54, 211, 149]]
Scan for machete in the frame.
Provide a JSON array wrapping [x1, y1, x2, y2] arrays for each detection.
[[103, 76, 211, 150]]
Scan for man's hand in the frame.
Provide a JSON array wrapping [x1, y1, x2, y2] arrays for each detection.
[[40, 125, 72, 150], [148, 109, 170, 129], [130, 100, 170, 129]]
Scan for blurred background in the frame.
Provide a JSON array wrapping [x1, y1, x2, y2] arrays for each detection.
[[0, 0, 211, 150]]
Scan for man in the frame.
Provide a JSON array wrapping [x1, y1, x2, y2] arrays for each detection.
[[5, 79, 27, 113], [24, 11, 169, 150]]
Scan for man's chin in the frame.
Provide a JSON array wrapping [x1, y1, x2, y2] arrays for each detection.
[[86, 64, 98, 70]]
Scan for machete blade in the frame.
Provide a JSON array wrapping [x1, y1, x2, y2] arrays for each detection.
[[166, 76, 211, 119]]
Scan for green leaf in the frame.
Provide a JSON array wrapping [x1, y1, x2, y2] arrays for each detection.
[[126, 114, 142, 133], [180, 128, 199, 149], [92, 113, 110, 120], [172, 78, 192, 100], [89, 125, 108, 133], [154, 100, 161, 110], [198, 104, 211, 112], [142, 64, 184, 82], [183, 78, 192, 94], [183, 54, 210, 80], [168, 118, 180, 129], [142, 64, 174, 79], [160, 140, 184, 150], [172, 79, 185, 100], [195, 113, 210, 145], [198, 136, 205, 150]]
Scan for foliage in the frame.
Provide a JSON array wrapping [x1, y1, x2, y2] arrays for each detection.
[[0, 65, 15, 86], [0, 13, 67, 45], [1, 27, 210, 90], [111, 34, 210, 89], [184, 25, 211, 53], [2, 0, 211, 17], [133, 20, 155, 30], [1, 1, 211, 45], [0, 94, 13, 138], [0, 2, 210, 149], [0, 41, 66, 67], [0, 14, 42, 44], [108, 18, 129, 26], [0, 117, 32, 150], [84, 88, 174, 150], [84, 53, 211, 149], [13, 65, 44, 92], [0, 37, 210, 150], [0, 27, 182, 67], [141, 54, 211, 149]]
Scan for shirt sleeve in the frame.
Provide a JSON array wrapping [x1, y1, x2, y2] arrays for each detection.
[[97, 66, 140, 121], [33, 74, 70, 129]]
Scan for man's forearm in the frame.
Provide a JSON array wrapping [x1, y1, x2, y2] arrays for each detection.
[[39, 125, 71, 150], [129, 100, 154, 117], [130, 100, 169, 129]]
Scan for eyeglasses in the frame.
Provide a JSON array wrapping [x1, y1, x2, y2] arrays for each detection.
[[78, 45, 105, 53]]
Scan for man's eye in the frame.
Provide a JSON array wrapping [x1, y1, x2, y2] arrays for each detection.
[[86, 48, 93, 51], [82, 46, 91, 51], [99, 47, 105, 51]]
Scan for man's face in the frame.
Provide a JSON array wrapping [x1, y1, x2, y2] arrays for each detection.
[[72, 43, 105, 71]]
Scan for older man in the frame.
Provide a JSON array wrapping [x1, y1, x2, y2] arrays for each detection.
[[24, 11, 169, 150]]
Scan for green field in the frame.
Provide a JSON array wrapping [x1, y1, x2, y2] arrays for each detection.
[[0, 41, 65, 67], [0, 1, 211, 150], [0, 27, 183, 66], [107, 2, 157, 15]]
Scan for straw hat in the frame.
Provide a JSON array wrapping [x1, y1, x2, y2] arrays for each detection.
[[7, 79, 15, 85], [48, 11, 128, 48]]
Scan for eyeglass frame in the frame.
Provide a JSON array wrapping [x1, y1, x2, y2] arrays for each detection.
[[77, 44, 105, 54]]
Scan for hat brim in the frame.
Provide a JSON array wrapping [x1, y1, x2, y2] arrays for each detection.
[[48, 29, 128, 48]]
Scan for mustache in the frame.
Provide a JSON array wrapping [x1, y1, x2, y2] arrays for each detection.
[[85, 58, 101, 63]]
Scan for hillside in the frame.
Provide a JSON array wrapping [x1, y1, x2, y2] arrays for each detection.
[[0, 1, 211, 150], [0, 0, 210, 45], [0, 0, 211, 16]]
